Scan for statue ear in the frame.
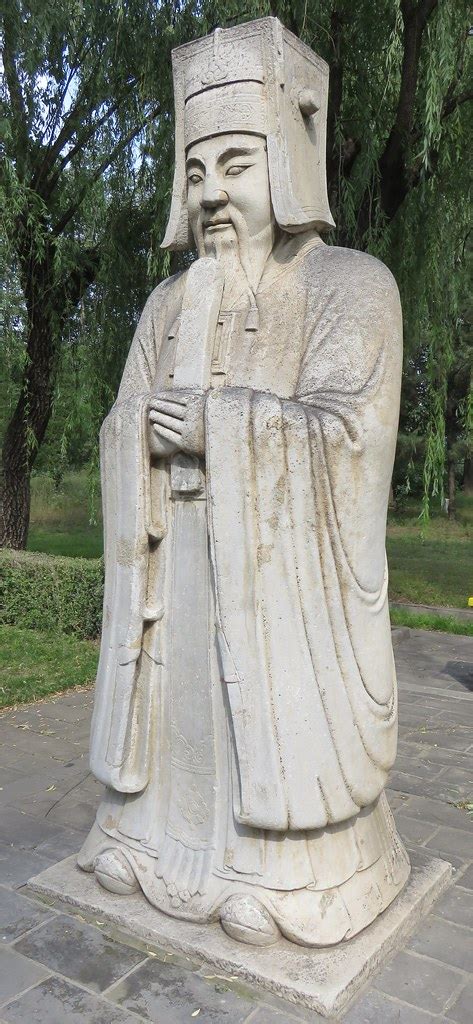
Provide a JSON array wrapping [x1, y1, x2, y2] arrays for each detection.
[[161, 161, 193, 251], [267, 133, 335, 235], [265, 28, 334, 235], [161, 47, 193, 251]]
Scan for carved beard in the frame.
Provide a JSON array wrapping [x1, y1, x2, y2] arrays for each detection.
[[193, 207, 258, 311]]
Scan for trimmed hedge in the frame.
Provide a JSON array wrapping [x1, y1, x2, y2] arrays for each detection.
[[0, 549, 104, 640]]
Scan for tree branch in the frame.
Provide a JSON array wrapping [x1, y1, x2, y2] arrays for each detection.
[[39, 57, 82, 148], [56, 245, 101, 315], [32, 47, 109, 189], [417, 0, 440, 29], [43, 87, 136, 200], [52, 105, 160, 237], [442, 88, 473, 120], [2, 4, 29, 173], [375, 0, 438, 221], [326, 10, 344, 197]]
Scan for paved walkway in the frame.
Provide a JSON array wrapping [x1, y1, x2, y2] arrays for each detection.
[[0, 629, 472, 1023]]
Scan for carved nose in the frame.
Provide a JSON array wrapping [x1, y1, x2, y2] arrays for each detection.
[[201, 184, 228, 209]]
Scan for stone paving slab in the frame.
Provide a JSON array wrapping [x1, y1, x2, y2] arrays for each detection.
[[0, 948, 50, 1007], [373, 948, 466, 1016], [14, 913, 147, 994], [107, 956, 257, 1022], [1, 975, 147, 1024], [0, 887, 55, 943], [0, 628, 472, 1022]]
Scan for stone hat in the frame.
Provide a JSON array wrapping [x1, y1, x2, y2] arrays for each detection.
[[162, 17, 335, 249]]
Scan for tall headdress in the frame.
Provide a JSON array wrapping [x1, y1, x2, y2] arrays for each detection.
[[162, 17, 335, 250]]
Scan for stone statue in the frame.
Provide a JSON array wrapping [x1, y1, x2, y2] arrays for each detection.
[[79, 16, 410, 948]]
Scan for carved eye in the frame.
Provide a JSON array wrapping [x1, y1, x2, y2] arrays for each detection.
[[187, 173, 203, 185], [225, 165, 247, 177]]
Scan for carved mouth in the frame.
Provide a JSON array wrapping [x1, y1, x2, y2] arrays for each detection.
[[204, 219, 233, 231]]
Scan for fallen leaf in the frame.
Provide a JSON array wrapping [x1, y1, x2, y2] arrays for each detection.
[[202, 974, 236, 981]]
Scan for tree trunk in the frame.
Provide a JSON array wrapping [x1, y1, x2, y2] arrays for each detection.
[[463, 456, 473, 494], [0, 418, 31, 549], [0, 294, 57, 549], [447, 458, 456, 519]]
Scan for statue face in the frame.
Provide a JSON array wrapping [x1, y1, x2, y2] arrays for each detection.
[[186, 133, 273, 249]]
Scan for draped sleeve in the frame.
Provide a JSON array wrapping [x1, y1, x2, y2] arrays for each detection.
[[205, 248, 403, 831], [89, 278, 180, 791]]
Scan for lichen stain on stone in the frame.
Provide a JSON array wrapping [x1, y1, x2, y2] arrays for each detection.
[[275, 473, 286, 505], [257, 542, 274, 567], [319, 891, 337, 919]]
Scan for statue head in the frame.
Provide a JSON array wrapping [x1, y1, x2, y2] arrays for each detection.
[[186, 132, 273, 259], [162, 17, 335, 252]]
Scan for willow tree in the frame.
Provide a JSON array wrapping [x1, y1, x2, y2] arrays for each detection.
[[247, 0, 472, 511], [1, 0, 197, 548], [1, 0, 471, 548]]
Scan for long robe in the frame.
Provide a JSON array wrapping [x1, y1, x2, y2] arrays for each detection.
[[79, 232, 409, 944]]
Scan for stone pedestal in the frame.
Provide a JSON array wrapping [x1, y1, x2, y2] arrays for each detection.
[[29, 851, 451, 1018]]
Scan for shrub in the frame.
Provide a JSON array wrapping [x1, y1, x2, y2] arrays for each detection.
[[0, 549, 104, 640]]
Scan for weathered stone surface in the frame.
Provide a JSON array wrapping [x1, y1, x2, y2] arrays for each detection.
[[28, 853, 451, 1016], [78, 14, 414, 954]]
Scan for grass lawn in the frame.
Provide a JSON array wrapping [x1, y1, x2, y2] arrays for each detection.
[[391, 608, 473, 637], [28, 471, 103, 559], [0, 624, 98, 709], [386, 536, 472, 608], [386, 493, 473, 609], [28, 524, 103, 559]]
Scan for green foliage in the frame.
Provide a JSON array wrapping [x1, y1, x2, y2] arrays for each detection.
[[1, 0, 472, 530], [0, 624, 98, 708], [0, 549, 103, 638]]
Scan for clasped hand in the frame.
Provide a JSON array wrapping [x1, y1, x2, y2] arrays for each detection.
[[148, 390, 206, 458]]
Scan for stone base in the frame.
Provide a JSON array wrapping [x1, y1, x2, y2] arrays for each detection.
[[28, 852, 451, 1018]]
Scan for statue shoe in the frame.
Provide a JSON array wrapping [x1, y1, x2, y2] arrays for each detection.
[[94, 848, 139, 896], [220, 894, 280, 946]]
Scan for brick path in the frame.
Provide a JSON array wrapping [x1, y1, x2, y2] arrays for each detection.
[[0, 629, 471, 1022]]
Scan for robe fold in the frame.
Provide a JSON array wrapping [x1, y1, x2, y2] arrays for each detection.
[[88, 234, 403, 840]]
